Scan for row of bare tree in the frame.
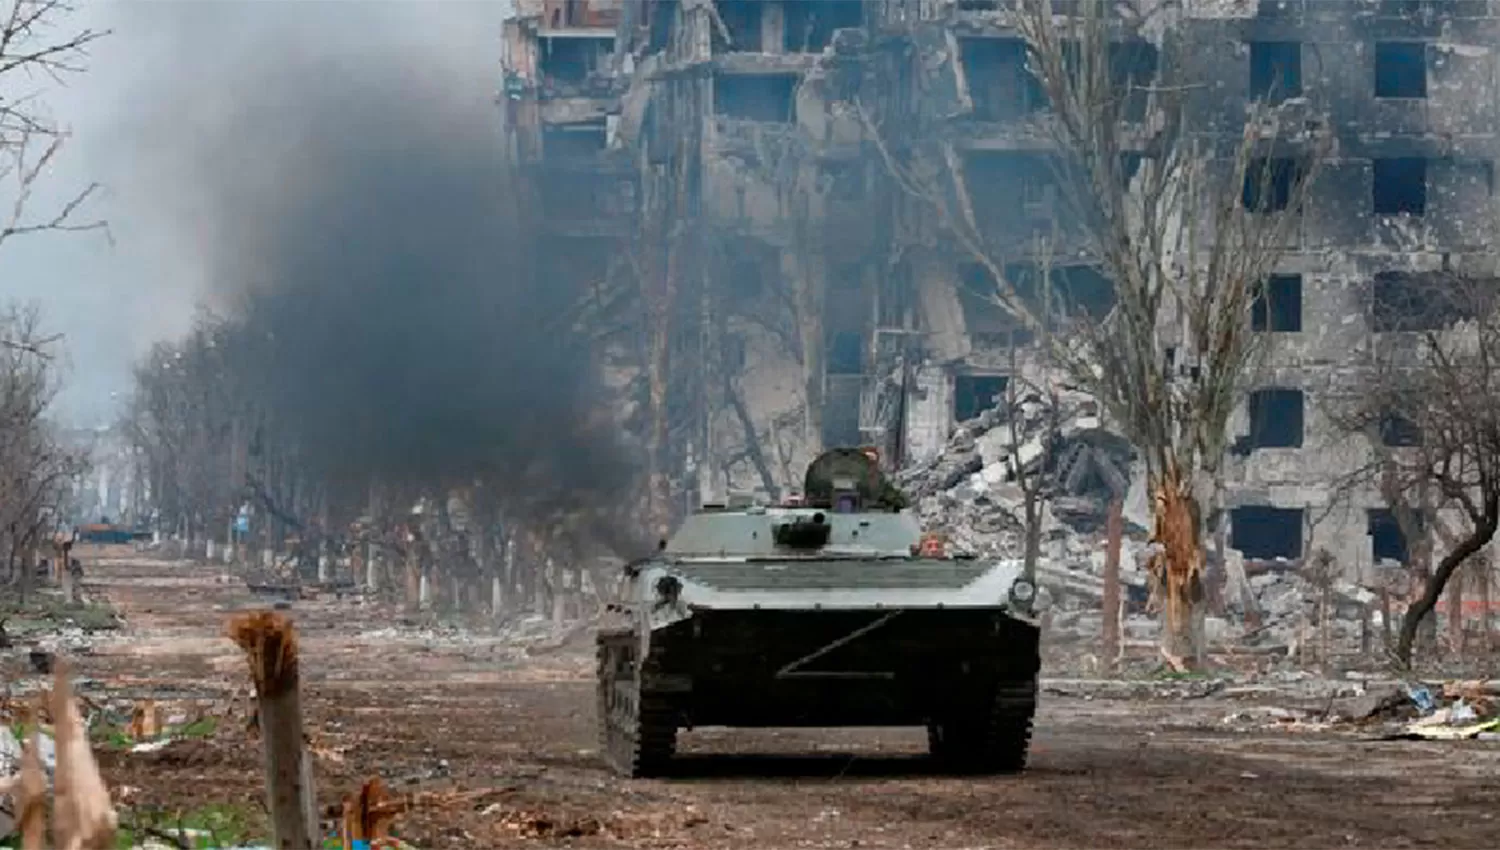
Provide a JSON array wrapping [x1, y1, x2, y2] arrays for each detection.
[[0, 1, 104, 601], [121, 310, 617, 623], [0, 305, 88, 599]]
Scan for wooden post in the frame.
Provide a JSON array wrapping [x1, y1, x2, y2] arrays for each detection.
[[1101, 498, 1123, 673], [227, 612, 316, 849]]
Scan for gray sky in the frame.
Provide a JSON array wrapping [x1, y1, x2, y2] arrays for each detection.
[[2, 0, 511, 426]]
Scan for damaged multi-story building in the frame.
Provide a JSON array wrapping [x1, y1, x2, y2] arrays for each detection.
[[501, 0, 1500, 581]]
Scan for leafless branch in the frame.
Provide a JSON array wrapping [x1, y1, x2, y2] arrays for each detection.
[[0, 0, 112, 260], [1322, 270, 1500, 666]]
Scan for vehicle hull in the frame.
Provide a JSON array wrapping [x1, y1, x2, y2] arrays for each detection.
[[597, 607, 1040, 776]]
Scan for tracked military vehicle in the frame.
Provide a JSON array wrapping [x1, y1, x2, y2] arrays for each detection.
[[596, 448, 1041, 778]]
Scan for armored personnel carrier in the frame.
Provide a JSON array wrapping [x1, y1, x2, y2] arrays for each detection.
[[596, 448, 1040, 777]]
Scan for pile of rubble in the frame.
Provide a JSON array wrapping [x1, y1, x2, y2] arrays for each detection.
[[894, 387, 1387, 659], [896, 386, 1150, 611], [1219, 676, 1500, 741]]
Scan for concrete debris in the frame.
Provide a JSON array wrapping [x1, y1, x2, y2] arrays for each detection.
[[1042, 677, 1228, 701], [895, 389, 1403, 659], [1215, 677, 1500, 742], [1329, 686, 1414, 724], [895, 389, 1154, 635]]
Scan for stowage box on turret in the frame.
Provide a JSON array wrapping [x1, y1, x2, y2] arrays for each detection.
[[596, 448, 1041, 777]]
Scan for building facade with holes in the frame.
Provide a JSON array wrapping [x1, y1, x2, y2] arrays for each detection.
[[502, 1, 1500, 578]]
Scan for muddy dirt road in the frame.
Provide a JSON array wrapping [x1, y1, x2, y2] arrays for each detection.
[[47, 551, 1500, 848]]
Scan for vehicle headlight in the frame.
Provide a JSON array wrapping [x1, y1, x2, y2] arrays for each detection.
[[1009, 578, 1036, 607]]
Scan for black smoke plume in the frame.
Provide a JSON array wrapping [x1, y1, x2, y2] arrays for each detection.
[[130, 7, 641, 551]]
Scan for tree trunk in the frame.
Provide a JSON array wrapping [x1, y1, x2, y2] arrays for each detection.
[[1319, 581, 1332, 675], [552, 561, 568, 626], [1414, 546, 1439, 656], [1482, 558, 1494, 655], [227, 612, 316, 849], [788, 239, 826, 458], [16, 537, 30, 605], [404, 543, 420, 612], [1397, 506, 1497, 667], [1379, 585, 1393, 653], [60, 552, 75, 607], [1149, 463, 1206, 671], [1022, 497, 1042, 583], [1447, 562, 1466, 660]]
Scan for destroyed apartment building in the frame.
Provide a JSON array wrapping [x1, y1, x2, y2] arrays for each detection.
[[500, 0, 1500, 586]]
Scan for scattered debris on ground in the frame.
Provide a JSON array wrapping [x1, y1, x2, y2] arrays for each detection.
[[8, 549, 1500, 849]]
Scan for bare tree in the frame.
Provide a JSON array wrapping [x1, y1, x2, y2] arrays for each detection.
[[0, 0, 108, 258], [0, 302, 87, 600], [862, 1, 1327, 668], [1324, 270, 1500, 668]]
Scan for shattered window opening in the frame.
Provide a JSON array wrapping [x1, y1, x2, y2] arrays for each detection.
[[716, 0, 764, 53], [953, 374, 1008, 424], [1367, 508, 1413, 563], [822, 397, 863, 449], [1372, 157, 1427, 216], [1378, 410, 1423, 446], [1242, 157, 1301, 213], [1378, 0, 1424, 16], [1247, 387, 1305, 449], [726, 243, 778, 300], [784, 1, 863, 54], [647, 0, 676, 54], [724, 334, 748, 372], [962, 151, 1058, 236], [1251, 274, 1303, 333], [1248, 41, 1302, 104], [1107, 40, 1158, 123], [961, 38, 1047, 122], [538, 35, 615, 85], [714, 74, 797, 123], [823, 162, 864, 202], [1231, 506, 1305, 560], [1371, 270, 1471, 331], [542, 121, 608, 160], [960, 263, 1031, 341], [832, 262, 863, 291], [1374, 42, 1427, 99], [826, 331, 864, 376]]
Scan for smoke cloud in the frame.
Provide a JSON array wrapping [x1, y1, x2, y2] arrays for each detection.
[[124, 3, 639, 543]]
